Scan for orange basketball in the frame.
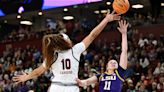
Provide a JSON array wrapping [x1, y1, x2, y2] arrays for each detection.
[[112, 0, 130, 14]]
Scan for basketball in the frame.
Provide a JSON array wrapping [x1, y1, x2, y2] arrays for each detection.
[[112, 0, 130, 14]]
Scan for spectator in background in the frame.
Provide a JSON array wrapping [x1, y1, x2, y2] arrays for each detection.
[[138, 34, 149, 48], [153, 62, 161, 75], [139, 54, 150, 74], [46, 19, 57, 31]]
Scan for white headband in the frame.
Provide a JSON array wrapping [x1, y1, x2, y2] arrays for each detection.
[[61, 33, 69, 40]]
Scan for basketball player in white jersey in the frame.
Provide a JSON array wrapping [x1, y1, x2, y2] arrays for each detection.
[[12, 11, 120, 92]]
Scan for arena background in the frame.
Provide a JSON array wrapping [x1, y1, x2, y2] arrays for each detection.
[[0, 0, 164, 92]]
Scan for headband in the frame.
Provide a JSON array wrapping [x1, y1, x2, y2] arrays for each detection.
[[61, 33, 69, 40]]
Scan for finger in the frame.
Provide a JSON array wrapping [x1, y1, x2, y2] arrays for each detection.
[[111, 10, 115, 14], [117, 27, 121, 31], [126, 22, 129, 27], [116, 13, 121, 16], [12, 77, 18, 80], [75, 79, 81, 86], [120, 20, 123, 27], [107, 9, 110, 14], [15, 81, 21, 85], [12, 78, 17, 81], [122, 20, 125, 26], [76, 78, 80, 82], [13, 77, 20, 82], [23, 72, 27, 75], [118, 21, 121, 26], [14, 82, 19, 85], [114, 15, 121, 20], [13, 79, 19, 82], [123, 20, 127, 26], [13, 76, 23, 82], [122, 20, 124, 26], [16, 75, 22, 77]]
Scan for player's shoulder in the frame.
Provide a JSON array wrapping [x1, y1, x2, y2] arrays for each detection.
[[117, 65, 126, 71], [96, 73, 106, 82], [96, 73, 105, 78], [73, 42, 84, 48]]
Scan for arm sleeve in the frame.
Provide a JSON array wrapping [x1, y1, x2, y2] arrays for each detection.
[[117, 65, 126, 77]]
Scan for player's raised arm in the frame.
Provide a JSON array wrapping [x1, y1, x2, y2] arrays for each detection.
[[117, 20, 129, 69], [12, 64, 46, 83], [82, 11, 120, 49]]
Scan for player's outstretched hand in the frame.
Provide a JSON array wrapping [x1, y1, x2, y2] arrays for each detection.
[[76, 78, 85, 87], [12, 72, 28, 84], [105, 11, 121, 22], [117, 20, 129, 34]]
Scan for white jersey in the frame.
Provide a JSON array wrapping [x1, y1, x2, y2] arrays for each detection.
[[43, 42, 85, 84]]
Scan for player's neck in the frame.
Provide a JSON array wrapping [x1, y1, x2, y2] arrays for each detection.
[[106, 69, 114, 74]]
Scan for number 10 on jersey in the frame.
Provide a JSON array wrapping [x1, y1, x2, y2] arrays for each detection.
[[61, 59, 71, 70]]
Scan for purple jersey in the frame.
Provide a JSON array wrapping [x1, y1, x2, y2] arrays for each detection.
[[96, 65, 126, 92]]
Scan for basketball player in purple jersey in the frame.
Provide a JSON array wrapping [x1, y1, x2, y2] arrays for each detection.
[[76, 20, 129, 92]]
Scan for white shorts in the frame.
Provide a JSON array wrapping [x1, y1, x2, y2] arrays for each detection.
[[48, 83, 79, 92]]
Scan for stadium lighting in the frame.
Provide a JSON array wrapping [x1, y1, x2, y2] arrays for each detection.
[[106, 2, 111, 5], [17, 15, 21, 19], [73, 5, 78, 8], [38, 12, 43, 15], [18, 6, 24, 14], [28, 90, 34, 92], [63, 16, 74, 20], [20, 20, 33, 25], [161, 3, 164, 6], [63, 8, 68, 12], [94, 10, 99, 14], [4, 20, 7, 23], [132, 4, 144, 9], [100, 10, 108, 13]]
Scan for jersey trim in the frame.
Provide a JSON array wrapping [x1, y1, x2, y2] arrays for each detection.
[[50, 52, 58, 66], [98, 74, 103, 82], [115, 70, 125, 82], [71, 49, 79, 62], [51, 81, 77, 86]]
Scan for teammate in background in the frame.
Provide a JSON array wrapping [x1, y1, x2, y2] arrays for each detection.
[[76, 20, 129, 92], [12, 12, 120, 92]]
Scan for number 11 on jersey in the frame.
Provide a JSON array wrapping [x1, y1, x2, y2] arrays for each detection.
[[104, 81, 111, 90]]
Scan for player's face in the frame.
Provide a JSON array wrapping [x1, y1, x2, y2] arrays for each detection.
[[107, 60, 118, 70]]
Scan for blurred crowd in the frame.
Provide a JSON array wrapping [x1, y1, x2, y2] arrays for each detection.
[[1, 12, 164, 44], [0, 14, 164, 92]]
